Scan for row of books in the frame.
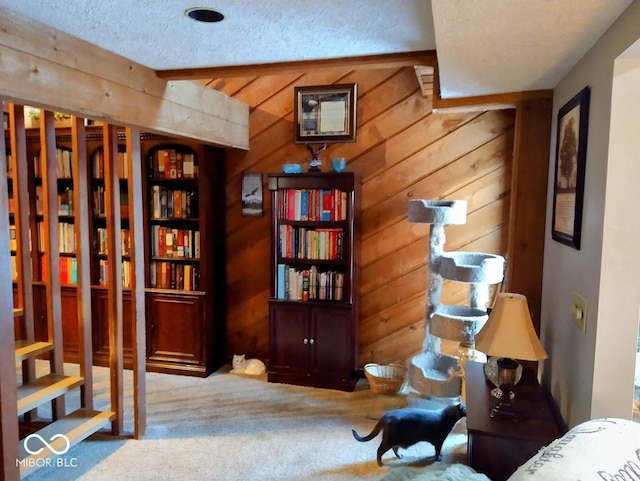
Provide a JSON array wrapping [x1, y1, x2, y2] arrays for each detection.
[[96, 259, 133, 288], [95, 228, 131, 256], [58, 187, 74, 215], [34, 148, 73, 179], [149, 261, 200, 291], [150, 186, 198, 220], [91, 148, 129, 179], [151, 225, 200, 259], [278, 188, 348, 221], [278, 225, 344, 260], [36, 221, 75, 253], [276, 264, 345, 301], [39, 256, 78, 285], [32, 186, 75, 217], [149, 149, 198, 179], [92, 186, 129, 218], [11, 255, 17, 281]]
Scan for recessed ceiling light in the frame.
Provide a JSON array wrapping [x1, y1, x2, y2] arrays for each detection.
[[185, 7, 224, 23]]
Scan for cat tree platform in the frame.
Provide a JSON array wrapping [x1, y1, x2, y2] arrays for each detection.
[[405, 198, 505, 405], [430, 305, 489, 344]]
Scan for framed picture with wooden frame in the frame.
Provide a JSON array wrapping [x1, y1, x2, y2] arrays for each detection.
[[552, 86, 590, 250], [293, 83, 357, 144]]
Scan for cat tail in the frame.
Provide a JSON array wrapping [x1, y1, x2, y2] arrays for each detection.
[[352, 421, 383, 442]]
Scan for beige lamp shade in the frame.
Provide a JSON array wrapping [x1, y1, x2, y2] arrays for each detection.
[[475, 293, 548, 361]]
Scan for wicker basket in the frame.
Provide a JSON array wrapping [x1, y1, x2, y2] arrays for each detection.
[[364, 363, 407, 395]]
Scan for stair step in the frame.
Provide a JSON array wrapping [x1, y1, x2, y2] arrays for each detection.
[[17, 374, 84, 415], [15, 340, 54, 362], [17, 408, 115, 478]]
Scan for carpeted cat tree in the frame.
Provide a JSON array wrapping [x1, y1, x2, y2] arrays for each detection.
[[406, 199, 504, 408]]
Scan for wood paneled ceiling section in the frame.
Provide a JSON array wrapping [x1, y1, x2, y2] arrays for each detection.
[[208, 65, 515, 365]]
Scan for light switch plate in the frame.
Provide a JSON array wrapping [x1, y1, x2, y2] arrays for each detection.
[[571, 293, 587, 333]]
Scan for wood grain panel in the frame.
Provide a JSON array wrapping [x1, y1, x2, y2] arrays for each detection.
[[214, 65, 548, 369]]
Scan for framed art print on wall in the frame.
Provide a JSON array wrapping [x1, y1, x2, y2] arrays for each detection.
[[293, 83, 357, 144], [552, 86, 590, 250], [241, 172, 263, 217]]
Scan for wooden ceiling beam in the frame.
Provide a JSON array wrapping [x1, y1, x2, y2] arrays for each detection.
[[0, 7, 249, 150], [156, 50, 438, 80]]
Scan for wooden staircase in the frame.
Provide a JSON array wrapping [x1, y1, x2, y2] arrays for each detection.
[[14, 337, 115, 479], [2, 107, 146, 481]]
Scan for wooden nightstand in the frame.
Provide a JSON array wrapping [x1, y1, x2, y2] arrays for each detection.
[[465, 361, 567, 481]]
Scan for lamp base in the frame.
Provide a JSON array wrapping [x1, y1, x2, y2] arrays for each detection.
[[488, 358, 521, 421]]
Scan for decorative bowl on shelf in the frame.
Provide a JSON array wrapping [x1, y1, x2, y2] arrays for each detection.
[[331, 157, 347, 172], [282, 163, 302, 174]]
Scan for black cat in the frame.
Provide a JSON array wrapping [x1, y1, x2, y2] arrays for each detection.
[[352, 403, 466, 466]]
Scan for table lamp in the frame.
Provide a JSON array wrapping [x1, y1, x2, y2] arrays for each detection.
[[474, 293, 548, 419]]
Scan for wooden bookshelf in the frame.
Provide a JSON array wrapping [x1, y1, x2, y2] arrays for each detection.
[[7, 125, 226, 376], [143, 143, 226, 376], [267, 172, 360, 391]]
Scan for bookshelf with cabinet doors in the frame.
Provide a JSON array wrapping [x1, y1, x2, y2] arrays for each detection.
[[6, 124, 226, 376], [144, 142, 226, 376], [267, 171, 359, 391]]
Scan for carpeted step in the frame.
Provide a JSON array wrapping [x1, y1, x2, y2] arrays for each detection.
[[17, 374, 84, 415], [17, 408, 115, 479]]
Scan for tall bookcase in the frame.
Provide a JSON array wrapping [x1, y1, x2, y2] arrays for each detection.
[[7, 124, 226, 377], [144, 143, 226, 376], [267, 172, 359, 391]]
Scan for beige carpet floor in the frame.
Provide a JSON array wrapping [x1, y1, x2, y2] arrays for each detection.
[[21, 363, 469, 481]]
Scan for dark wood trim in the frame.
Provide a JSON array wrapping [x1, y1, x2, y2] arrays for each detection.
[[156, 50, 437, 80], [506, 98, 553, 328]]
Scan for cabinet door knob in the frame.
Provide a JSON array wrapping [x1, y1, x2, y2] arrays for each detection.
[[303, 338, 308, 344], [309, 338, 315, 345]]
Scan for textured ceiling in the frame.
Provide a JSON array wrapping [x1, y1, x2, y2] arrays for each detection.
[[0, 0, 634, 98], [0, 0, 435, 69], [431, 0, 633, 98]]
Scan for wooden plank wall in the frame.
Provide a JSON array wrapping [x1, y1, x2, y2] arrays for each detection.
[[208, 66, 515, 367]]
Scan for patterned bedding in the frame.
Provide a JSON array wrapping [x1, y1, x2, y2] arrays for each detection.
[[507, 418, 640, 480]]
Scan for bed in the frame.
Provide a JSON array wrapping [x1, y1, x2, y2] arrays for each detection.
[[507, 417, 640, 480]]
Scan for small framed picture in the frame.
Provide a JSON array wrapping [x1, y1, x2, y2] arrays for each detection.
[[242, 172, 263, 217], [552, 86, 590, 250], [293, 83, 357, 143]]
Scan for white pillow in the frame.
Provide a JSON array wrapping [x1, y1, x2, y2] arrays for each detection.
[[507, 418, 640, 480]]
